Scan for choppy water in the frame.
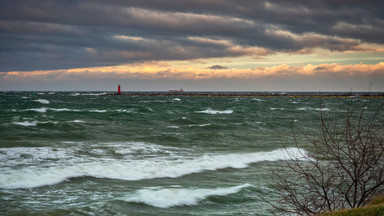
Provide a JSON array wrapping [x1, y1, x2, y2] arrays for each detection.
[[0, 92, 382, 215]]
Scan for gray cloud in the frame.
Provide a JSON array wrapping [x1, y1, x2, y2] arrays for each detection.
[[207, 65, 229, 70], [0, 0, 383, 72]]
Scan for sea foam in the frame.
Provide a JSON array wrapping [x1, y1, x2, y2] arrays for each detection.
[[120, 183, 252, 208], [0, 148, 307, 189], [34, 99, 50, 104], [89, 109, 107, 113], [11, 120, 58, 127], [69, 120, 86, 123], [196, 108, 233, 114], [0, 147, 71, 166], [297, 107, 330, 111], [25, 108, 80, 113], [12, 121, 39, 127]]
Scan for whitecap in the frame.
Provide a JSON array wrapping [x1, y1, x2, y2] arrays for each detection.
[[89, 109, 107, 113], [11, 120, 57, 127], [26, 107, 48, 113], [314, 108, 330, 111], [70, 93, 80, 96], [196, 108, 233, 114], [172, 98, 181, 101], [12, 121, 38, 127], [0, 148, 308, 189], [82, 93, 105, 96], [52, 108, 80, 112], [25, 108, 80, 113], [297, 107, 308, 111], [188, 123, 211, 127], [167, 126, 180, 129], [0, 147, 71, 166], [112, 141, 175, 156], [69, 120, 86, 123], [270, 108, 284, 111], [116, 109, 135, 113], [197, 123, 211, 127], [297, 107, 330, 111], [34, 99, 50, 104], [120, 184, 252, 208]]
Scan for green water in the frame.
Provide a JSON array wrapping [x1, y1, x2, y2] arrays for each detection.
[[0, 92, 382, 215]]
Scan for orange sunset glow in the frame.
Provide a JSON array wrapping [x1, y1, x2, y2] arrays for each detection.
[[1, 1, 383, 91]]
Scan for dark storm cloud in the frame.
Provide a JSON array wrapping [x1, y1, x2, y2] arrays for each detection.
[[0, 0, 383, 71]]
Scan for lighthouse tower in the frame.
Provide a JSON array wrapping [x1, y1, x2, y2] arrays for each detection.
[[117, 84, 121, 95]]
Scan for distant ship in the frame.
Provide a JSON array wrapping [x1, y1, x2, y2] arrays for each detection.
[[168, 89, 184, 93]]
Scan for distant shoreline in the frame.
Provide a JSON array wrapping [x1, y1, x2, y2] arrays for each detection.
[[2, 91, 383, 98], [100, 92, 384, 98]]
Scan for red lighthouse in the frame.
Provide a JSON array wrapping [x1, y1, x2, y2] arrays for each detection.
[[118, 85, 121, 95]]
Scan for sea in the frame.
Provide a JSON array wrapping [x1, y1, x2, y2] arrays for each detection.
[[0, 92, 382, 216]]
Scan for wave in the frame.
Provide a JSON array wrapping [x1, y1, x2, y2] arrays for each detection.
[[188, 123, 211, 127], [89, 109, 107, 113], [12, 121, 38, 127], [196, 108, 233, 114], [81, 93, 106, 96], [167, 126, 180, 129], [297, 107, 330, 111], [0, 148, 307, 189], [119, 183, 252, 208], [11, 120, 57, 127], [116, 109, 136, 113], [26, 108, 125, 113], [69, 120, 86, 123], [25, 107, 49, 113], [33, 99, 50, 104], [0, 147, 71, 167], [270, 108, 285, 111], [111, 141, 175, 155], [315, 108, 330, 111], [24, 107, 81, 113], [0, 142, 171, 167]]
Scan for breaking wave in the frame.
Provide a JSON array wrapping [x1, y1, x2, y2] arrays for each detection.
[[0, 148, 307, 189], [120, 183, 252, 208]]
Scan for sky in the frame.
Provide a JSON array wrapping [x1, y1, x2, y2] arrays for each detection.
[[1, 0, 384, 92]]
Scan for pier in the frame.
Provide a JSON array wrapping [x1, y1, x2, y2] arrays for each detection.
[[103, 91, 384, 98]]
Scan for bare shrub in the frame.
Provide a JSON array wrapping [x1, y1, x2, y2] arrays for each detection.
[[271, 103, 384, 215]]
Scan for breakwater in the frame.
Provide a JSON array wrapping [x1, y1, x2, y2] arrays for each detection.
[[103, 92, 384, 98]]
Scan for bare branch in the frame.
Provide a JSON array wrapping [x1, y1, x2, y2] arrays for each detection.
[[270, 102, 384, 215]]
